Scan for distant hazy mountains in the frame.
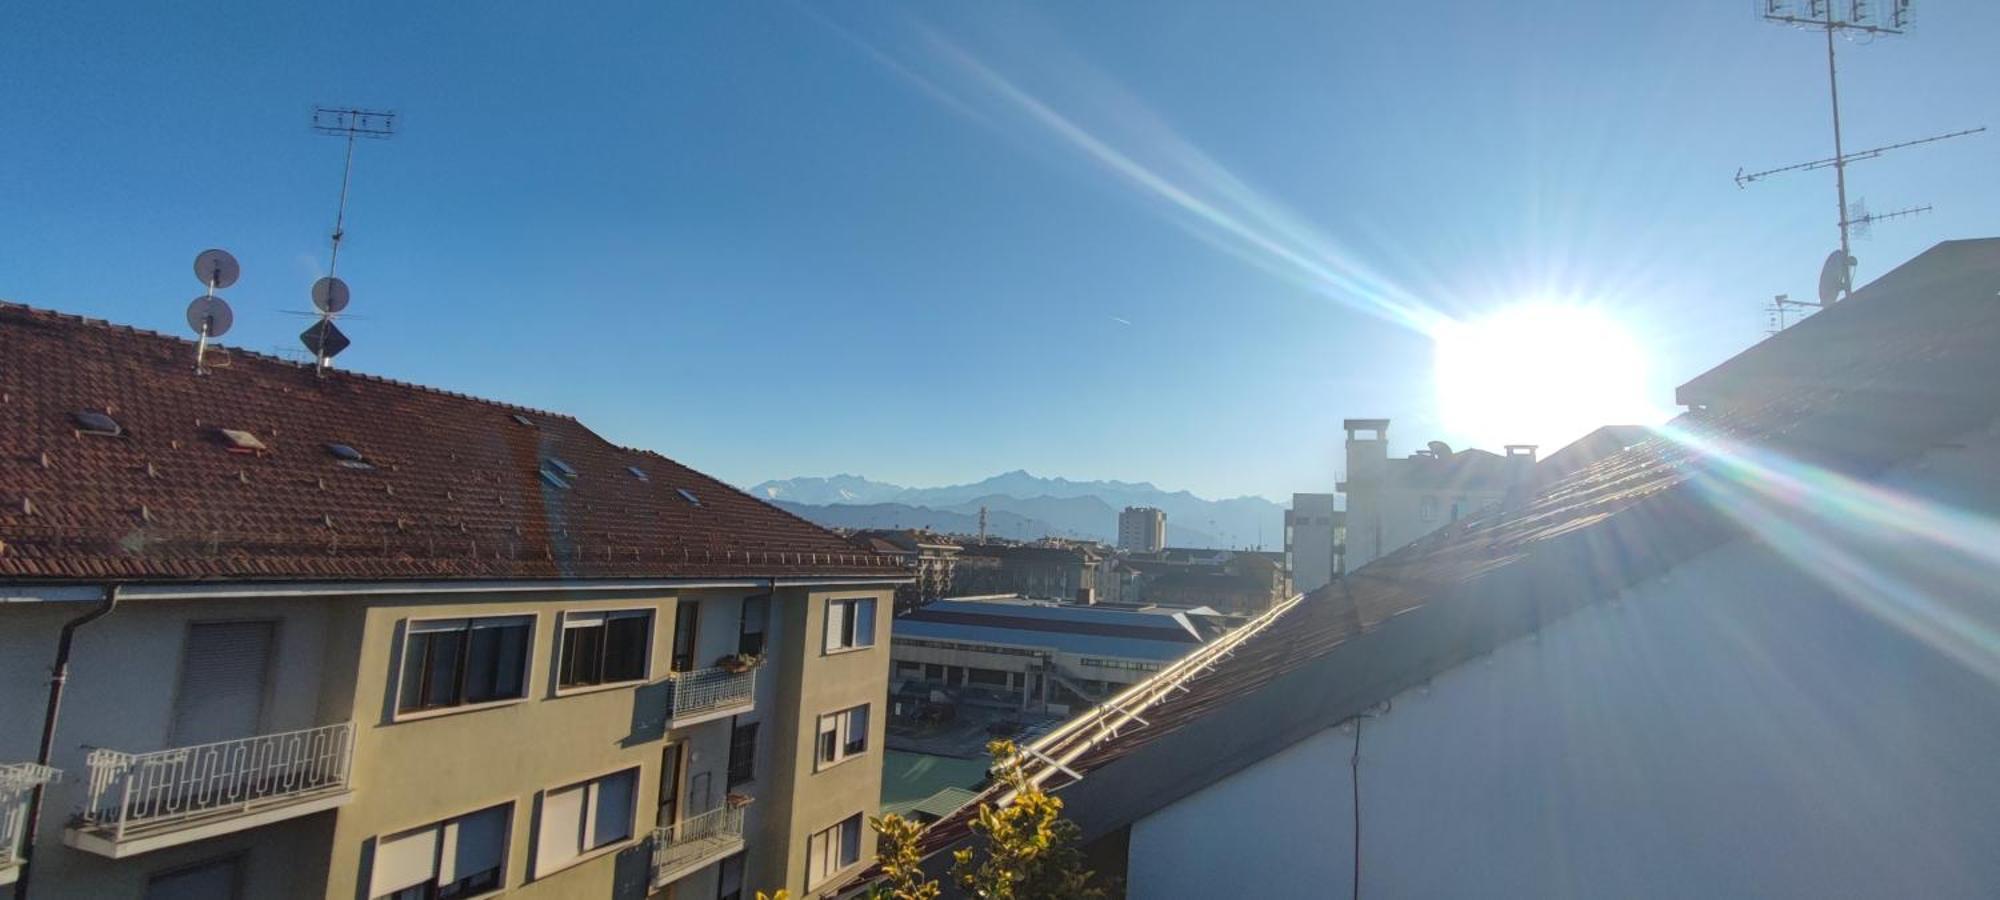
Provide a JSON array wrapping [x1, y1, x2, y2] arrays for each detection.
[[750, 471, 1284, 549]]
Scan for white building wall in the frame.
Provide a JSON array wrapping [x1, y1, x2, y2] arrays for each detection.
[[1129, 430, 2000, 899]]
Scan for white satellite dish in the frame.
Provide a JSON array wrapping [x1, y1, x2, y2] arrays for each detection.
[[193, 248, 241, 290], [311, 276, 351, 314], [186, 295, 235, 338], [1817, 249, 1854, 305]]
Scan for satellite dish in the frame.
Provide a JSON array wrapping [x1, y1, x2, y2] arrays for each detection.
[[193, 249, 241, 290], [1817, 250, 1855, 305], [301, 319, 351, 359], [311, 276, 351, 314], [186, 296, 235, 338], [1427, 440, 1453, 459]]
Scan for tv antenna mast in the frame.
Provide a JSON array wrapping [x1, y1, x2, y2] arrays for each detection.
[[1738, 1, 1983, 303], [306, 106, 396, 374]]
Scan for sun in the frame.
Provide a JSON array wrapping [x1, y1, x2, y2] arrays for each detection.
[[1432, 303, 1656, 452]]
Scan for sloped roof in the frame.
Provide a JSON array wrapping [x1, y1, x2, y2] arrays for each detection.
[[0, 302, 903, 583], [902, 237, 2000, 860]]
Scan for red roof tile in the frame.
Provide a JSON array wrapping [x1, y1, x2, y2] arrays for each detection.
[[0, 302, 903, 583]]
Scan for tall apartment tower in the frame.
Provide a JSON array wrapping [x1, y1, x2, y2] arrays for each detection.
[[0, 303, 906, 900], [1118, 506, 1168, 553], [1284, 493, 1344, 594]]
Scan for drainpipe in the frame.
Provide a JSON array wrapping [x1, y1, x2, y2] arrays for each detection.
[[15, 583, 119, 900]]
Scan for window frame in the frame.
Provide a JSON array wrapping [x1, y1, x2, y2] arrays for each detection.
[[806, 813, 866, 889], [367, 802, 514, 900], [394, 615, 536, 721], [553, 608, 654, 695], [814, 704, 871, 771], [822, 596, 877, 654], [532, 766, 642, 880], [727, 720, 760, 787]]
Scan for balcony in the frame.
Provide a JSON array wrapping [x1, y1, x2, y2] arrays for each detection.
[[651, 805, 745, 887], [663, 666, 756, 729], [65, 723, 355, 858], [2, 763, 61, 886]]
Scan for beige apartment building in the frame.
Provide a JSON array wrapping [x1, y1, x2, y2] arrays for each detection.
[[1336, 418, 1534, 568], [0, 302, 904, 900]]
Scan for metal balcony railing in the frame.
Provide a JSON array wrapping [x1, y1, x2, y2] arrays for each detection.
[[78, 723, 354, 842], [651, 805, 745, 886], [2, 763, 60, 868], [663, 666, 756, 724]]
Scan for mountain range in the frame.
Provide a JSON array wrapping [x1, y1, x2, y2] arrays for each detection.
[[749, 471, 1285, 549]]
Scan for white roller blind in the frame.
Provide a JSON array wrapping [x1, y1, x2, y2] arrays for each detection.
[[370, 825, 440, 897], [439, 805, 508, 884], [562, 611, 606, 628], [170, 620, 274, 746], [147, 857, 241, 900], [410, 618, 470, 634], [536, 784, 585, 875]]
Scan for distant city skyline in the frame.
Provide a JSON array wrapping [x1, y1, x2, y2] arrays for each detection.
[[3, 1, 1995, 501]]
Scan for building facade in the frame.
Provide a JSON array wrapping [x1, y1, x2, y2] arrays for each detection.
[[949, 544, 1101, 604], [1337, 419, 1533, 569], [0, 303, 903, 900], [1282, 493, 1344, 594], [846, 530, 960, 615], [1115, 507, 1166, 554]]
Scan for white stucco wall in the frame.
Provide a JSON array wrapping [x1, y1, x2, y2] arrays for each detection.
[[1129, 428, 2000, 898]]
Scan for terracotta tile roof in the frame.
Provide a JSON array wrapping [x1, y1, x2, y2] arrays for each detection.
[[898, 237, 2000, 863], [0, 302, 904, 583]]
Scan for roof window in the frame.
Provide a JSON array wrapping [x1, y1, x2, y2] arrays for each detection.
[[218, 428, 268, 454], [512, 414, 535, 427], [546, 457, 577, 479], [539, 465, 572, 490], [72, 410, 122, 437], [326, 443, 374, 470], [677, 488, 701, 507], [627, 466, 650, 482]]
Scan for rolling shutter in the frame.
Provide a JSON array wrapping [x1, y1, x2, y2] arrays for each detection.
[[169, 621, 275, 746]]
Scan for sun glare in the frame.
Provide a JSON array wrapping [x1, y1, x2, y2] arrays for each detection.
[[1432, 303, 1657, 452]]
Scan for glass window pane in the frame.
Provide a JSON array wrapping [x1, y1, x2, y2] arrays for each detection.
[[489, 622, 528, 700], [559, 624, 604, 687], [603, 614, 649, 682], [855, 599, 876, 647], [590, 770, 637, 849], [839, 815, 862, 866], [398, 633, 432, 712], [425, 630, 466, 709], [845, 706, 868, 755]]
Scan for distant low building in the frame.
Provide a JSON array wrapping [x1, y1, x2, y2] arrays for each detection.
[[888, 597, 1233, 713], [849, 529, 962, 613], [1338, 419, 1534, 569], [1118, 506, 1167, 553], [1284, 493, 1345, 593], [1107, 548, 1291, 614], [952, 542, 1103, 604]]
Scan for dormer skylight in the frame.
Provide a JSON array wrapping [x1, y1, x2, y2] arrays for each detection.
[[540, 458, 575, 490], [627, 466, 650, 482], [512, 414, 535, 427], [546, 457, 577, 479], [218, 428, 268, 454], [677, 488, 701, 507], [72, 410, 122, 437], [327, 443, 374, 470]]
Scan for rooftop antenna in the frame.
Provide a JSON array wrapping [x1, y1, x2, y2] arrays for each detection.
[[978, 506, 989, 543], [187, 249, 238, 375], [1763, 292, 1822, 335], [306, 106, 395, 375], [1739, 1, 1983, 301]]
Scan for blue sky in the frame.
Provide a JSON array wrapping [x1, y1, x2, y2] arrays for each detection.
[[4, 1, 1994, 502]]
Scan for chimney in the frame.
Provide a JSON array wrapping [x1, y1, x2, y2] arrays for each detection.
[[1504, 444, 1538, 482]]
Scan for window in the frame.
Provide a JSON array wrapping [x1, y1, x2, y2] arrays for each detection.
[[737, 595, 768, 657], [146, 855, 241, 900], [535, 769, 638, 876], [1419, 495, 1439, 523], [369, 804, 510, 900], [671, 602, 700, 673], [806, 814, 863, 887], [72, 409, 123, 437], [815, 705, 869, 769], [728, 721, 759, 786], [717, 853, 745, 900], [557, 609, 651, 689], [398, 616, 532, 714], [823, 597, 876, 653]]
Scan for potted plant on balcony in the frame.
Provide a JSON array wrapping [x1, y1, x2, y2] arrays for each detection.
[[726, 791, 755, 809], [715, 652, 763, 673]]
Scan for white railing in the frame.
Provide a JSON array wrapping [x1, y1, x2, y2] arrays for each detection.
[[78, 722, 354, 841], [664, 667, 756, 722], [651, 805, 745, 884], [1, 763, 60, 868]]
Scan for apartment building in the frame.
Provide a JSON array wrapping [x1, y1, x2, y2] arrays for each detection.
[[1336, 420, 1534, 569], [949, 544, 1101, 604], [843, 531, 960, 615], [1115, 507, 1165, 554], [0, 303, 905, 900], [1282, 493, 1343, 594]]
